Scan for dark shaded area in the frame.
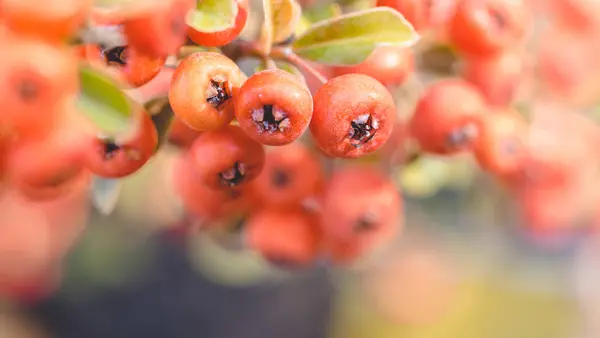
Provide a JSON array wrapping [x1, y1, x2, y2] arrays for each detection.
[[28, 231, 335, 338]]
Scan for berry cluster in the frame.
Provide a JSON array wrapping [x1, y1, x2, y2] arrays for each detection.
[[1, 0, 600, 300]]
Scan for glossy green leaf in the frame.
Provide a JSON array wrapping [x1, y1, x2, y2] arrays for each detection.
[[292, 7, 419, 66], [144, 96, 175, 151], [91, 176, 123, 216], [302, 3, 342, 23], [76, 65, 136, 138], [187, 0, 237, 33]]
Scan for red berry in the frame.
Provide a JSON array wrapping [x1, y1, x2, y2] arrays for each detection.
[[473, 107, 528, 177], [187, 0, 249, 47], [462, 50, 525, 106], [235, 69, 313, 146], [248, 143, 324, 210], [169, 52, 247, 131], [98, 45, 166, 88], [84, 111, 158, 178], [0, 36, 78, 139], [245, 208, 321, 268], [168, 117, 203, 149], [172, 153, 253, 223], [376, 0, 454, 31], [409, 79, 486, 155], [311, 74, 396, 158], [331, 45, 414, 88], [4, 122, 87, 201], [1, 0, 92, 42], [188, 125, 265, 191], [124, 0, 194, 58], [448, 0, 528, 57], [320, 166, 402, 264]]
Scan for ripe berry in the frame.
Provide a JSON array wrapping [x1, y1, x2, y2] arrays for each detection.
[[0, 267, 62, 303], [4, 122, 86, 201], [124, 0, 194, 58], [448, 0, 528, 56], [311, 74, 396, 158], [245, 208, 321, 268], [235, 69, 313, 146], [462, 50, 525, 106], [168, 117, 203, 149], [1, 0, 91, 42], [169, 52, 247, 131], [331, 45, 414, 88], [84, 110, 158, 178], [187, 0, 249, 47], [172, 153, 252, 223], [320, 166, 402, 264], [409, 79, 486, 155], [550, 0, 600, 33], [248, 143, 323, 210], [473, 108, 528, 177], [376, 0, 454, 31], [96, 45, 166, 88], [188, 125, 265, 190], [0, 36, 78, 139]]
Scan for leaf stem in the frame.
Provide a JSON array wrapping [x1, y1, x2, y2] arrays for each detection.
[[272, 47, 328, 86]]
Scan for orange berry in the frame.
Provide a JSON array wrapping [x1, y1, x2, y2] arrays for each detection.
[[245, 208, 321, 267], [409, 79, 486, 155], [235, 69, 313, 146], [188, 125, 265, 191], [97, 45, 166, 88], [169, 52, 247, 131], [187, 0, 249, 47], [248, 143, 323, 210], [311, 74, 397, 158]]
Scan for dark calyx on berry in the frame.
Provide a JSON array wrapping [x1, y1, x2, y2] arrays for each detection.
[[354, 211, 380, 232], [252, 104, 290, 134], [102, 139, 121, 160], [219, 161, 247, 187], [488, 8, 506, 30], [446, 123, 478, 149], [271, 168, 291, 187], [103, 45, 128, 66], [18, 80, 38, 102], [206, 80, 231, 109], [348, 114, 379, 147]]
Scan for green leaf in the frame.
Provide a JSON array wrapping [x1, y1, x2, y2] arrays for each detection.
[[302, 3, 342, 23], [187, 0, 238, 33], [91, 176, 123, 216], [291, 7, 419, 66], [93, 0, 142, 8], [76, 65, 137, 139], [144, 96, 175, 151]]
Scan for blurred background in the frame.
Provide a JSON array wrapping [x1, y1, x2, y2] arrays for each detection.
[[3, 0, 600, 337]]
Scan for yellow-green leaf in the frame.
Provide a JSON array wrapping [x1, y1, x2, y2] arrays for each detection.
[[76, 65, 137, 139], [292, 7, 419, 66], [269, 0, 302, 44], [302, 3, 342, 23], [259, 0, 275, 54], [186, 0, 238, 33]]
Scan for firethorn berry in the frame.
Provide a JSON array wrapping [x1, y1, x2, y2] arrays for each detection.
[[245, 208, 321, 268], [473, 108, 528, 177], [331, 45, 415, 88], [311, 74, 396, 159], [4, 123, 87, 201], [1, 0, 91, 42], [168, 117, 203, 149], [95, 45, 166, 88], [448, 0, 528, 57], [320, 166, 402, 264], [235, 69, 313, 146], [169, 52, 247, 131], [376, 0, 454, 31], [462, 50, 525, 106], [0, 268, 62, 303], [187, 0, 249, 47], [248, 143, 323, 210], [124, 0, 194, 58], [172, 153, 253, 223], [550, 0, 600, 33], [0, 36, 78, 139], [409, 79, 486, 155], [84, 111, 158, 178], [188, 125, 265, 190]]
